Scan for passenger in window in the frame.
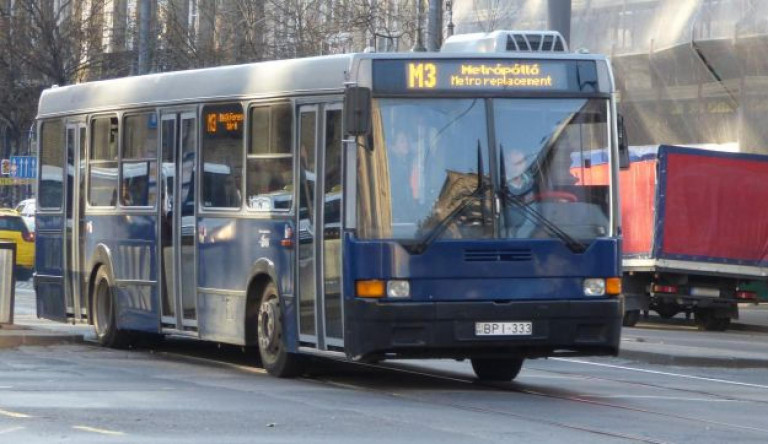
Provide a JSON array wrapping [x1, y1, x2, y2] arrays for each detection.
[[502, 148, 538, 238], [387, 130, 427, 230], [504, 148, 534, 197], [390, 131, 422, 200], [224, 174, 242, 207], [121, 184, 133, 206]]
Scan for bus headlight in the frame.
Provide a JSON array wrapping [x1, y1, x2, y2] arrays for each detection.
[[387, 280, 410, 298], [583, 278, 606, 297]]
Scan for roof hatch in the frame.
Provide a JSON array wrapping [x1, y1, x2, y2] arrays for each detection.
[[441, 30, 568, 53]]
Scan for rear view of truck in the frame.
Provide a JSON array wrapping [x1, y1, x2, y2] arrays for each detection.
[[576, 145, 768, 330], [619, 145, 768, 330]]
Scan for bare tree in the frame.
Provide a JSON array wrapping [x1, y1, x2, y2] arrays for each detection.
[[0, 0, 109, 155], [470, 0, 521, 33]]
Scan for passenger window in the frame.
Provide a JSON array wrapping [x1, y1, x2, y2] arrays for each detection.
[[121, 113, 158, 207], [246, 104, 293, 211], [201, 103, 244, 208], [39, 120, 65, 209], [89, 116, 119, 207]]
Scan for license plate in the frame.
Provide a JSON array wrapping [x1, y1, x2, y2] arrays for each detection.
[[475, 321, 532, 336]]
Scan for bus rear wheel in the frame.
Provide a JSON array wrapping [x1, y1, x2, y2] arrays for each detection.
[[92, 267, 131, 348], [257, 283, 304, 378], [471, 357, 524, 382]]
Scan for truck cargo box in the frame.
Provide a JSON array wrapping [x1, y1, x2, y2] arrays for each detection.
[[578, 145, 768, 277]]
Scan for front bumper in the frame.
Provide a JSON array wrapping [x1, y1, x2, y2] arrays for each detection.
[[345, 298, 623, 361]]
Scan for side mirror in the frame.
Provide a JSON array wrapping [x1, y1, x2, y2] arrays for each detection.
[[344, 86, 372, 138], [617, 114, 630, 170]]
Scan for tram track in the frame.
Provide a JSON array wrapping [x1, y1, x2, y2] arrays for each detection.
[[118, 343, 768, 441], [307, 361, 668, 444], [528, 357, 768, 406], [330, 360, 768, 438], [149, 347, 666, 443]]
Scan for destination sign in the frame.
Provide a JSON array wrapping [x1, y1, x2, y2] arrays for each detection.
[[373, 59, 598, 94], [204, 104, 244, 136]]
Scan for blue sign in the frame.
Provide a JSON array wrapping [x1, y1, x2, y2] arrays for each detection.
[[10, 156, 37, 179]]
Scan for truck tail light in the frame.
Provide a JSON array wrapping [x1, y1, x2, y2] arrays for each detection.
[[652, 284, 677, 294], [736, 291, 757, 301]]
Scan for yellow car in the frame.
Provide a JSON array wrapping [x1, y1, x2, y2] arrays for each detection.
[[0, 209, 35, 280]]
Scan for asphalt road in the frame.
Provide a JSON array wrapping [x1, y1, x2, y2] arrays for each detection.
[[3, 340, 768, 443], [5, 279, 768, 443]]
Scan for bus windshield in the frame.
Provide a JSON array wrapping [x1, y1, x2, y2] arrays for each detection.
[[357, 97, 611, 244], [495, 98, 611, 243]]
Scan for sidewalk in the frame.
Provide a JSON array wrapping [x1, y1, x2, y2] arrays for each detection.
[[0, 280, 87, 348], [618, 304, 768, 368]]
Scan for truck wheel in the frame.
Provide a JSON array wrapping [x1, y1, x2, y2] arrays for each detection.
[[622, 310, 640, 327], [257, 282, 305, 378], [695, 310, 731, 332], [92, 267, 132, 348], [471, 357, 524, 382]]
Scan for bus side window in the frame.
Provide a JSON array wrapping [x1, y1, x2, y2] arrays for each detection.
[[89, 116, 119, 207], [201, 103, 244, 209], [121, 113, 158, 207], [246, 103, 293, 212], [39, 120, 65, 210]]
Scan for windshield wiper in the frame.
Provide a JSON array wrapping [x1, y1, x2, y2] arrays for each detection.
[[499, 146, 587, 253], [404, 141, 488, 255]]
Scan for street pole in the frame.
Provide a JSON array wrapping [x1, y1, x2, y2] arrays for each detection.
[[412, 0, 426, 52], [547, 0, 572, 47], [137, 0, 152, 74], [427, 0, 443, 51]]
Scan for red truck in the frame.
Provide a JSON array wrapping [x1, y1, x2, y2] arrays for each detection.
[[577, 145, 767, 330]]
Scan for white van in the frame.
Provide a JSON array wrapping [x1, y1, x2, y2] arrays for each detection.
[[14, 198, 35, 232]]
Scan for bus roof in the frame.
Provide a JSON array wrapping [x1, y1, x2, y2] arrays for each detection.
[[36, 51, 610, 119]]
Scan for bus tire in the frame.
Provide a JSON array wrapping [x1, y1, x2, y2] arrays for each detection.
[[622, 310, 640, 327], [257, 282, 304, 378], [92, 267, 131, 349], [471, 357, 524, 382]]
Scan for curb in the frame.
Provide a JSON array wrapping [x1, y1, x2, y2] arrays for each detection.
[[729, 323, 768, 334], [618, 348, 768, 368], [0, 326, 84, 349]]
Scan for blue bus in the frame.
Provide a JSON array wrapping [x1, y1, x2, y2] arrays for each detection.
[[34, 30, 627, 381]]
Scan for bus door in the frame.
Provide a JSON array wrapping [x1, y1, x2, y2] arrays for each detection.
[[63, 122, 87, 321], [297, 103, 344, 350], [159, 111, 199, 330]]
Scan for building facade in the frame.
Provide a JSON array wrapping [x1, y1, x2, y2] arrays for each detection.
[[454, 0, 768, 154]]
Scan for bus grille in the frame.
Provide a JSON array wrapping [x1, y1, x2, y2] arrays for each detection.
[[463, 249, 532, 262]]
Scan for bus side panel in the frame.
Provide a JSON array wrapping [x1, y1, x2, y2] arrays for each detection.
[[84, 214, 159, 333], [35, 214, 66, 320], [197, 217, 295, 345]]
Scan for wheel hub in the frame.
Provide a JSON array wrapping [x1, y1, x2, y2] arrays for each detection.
[[258, 300, 278, 352]]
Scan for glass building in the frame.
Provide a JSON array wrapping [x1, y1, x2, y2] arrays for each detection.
[[454, 0, 768, 154]]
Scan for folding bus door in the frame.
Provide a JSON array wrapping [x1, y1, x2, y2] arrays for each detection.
[[159, 111, 199, 330], [321, 105, 344, 347], [63, 123, 87, 321], [297, 103, 344, 350], [36, 121, 67, 320]]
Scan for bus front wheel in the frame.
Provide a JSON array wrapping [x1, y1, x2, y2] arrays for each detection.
[[471, 357, 524, 382], [257, 283, 305, 377], [92, 267, 131, 348]]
